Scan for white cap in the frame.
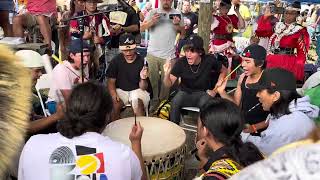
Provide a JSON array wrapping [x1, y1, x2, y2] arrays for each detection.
[[15, 50, 44, 68]]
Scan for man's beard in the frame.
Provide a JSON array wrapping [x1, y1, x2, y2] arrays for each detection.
[[163, 4, 171, 10]]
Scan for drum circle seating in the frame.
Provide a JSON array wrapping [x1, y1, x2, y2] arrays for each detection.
[[103, 117, 187, 180]]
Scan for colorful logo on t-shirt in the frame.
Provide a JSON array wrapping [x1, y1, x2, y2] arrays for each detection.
[[49, 145, 108, 180]]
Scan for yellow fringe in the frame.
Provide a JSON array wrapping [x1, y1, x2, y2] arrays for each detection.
[[0, 45, 32, 177]]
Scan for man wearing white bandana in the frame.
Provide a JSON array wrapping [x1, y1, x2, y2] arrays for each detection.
[[266, 1, 309, 82]]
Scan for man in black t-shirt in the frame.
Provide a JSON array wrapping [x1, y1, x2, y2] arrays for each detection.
[[163, 35, 227, 124], [105, 3, 141, 64], [107, 34, 150, 121]]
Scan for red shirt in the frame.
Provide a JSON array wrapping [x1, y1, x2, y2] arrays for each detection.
[[212, 15, 238, 45], [27, 0, 56, 14], [255, 15, 278, 38]]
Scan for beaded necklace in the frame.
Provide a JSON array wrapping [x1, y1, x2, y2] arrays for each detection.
[[267, 22, 302, 52], [219, 15, 234, 33]]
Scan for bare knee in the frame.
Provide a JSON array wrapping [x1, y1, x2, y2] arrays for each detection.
[[36, 15, 50, 25]]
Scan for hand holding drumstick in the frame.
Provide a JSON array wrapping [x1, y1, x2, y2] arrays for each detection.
[[213, 63, 242, 93], [129, 122, 147, 180]]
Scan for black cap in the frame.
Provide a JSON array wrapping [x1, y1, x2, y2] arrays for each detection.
[[119, 33, 136, 50], [69, 39, 90, 53], [286, 1, 301, 12], [241, 44, 266, 64], [185, 34, 204, 50], [247, 68, 296, 91]]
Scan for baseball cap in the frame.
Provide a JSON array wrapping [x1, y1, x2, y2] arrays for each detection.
[[15, 50, 44, 68], [184, 34, 204, 50], [240, 44, 266, 65], [119, 34, 136, 51], [247, 68, 297, 91], [69, 39, 90, 54]]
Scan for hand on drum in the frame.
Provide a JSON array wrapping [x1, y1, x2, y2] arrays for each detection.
[[129, 121, 144, 144]]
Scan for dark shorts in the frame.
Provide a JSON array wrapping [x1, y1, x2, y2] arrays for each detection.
[[0, 0, 14, 11]]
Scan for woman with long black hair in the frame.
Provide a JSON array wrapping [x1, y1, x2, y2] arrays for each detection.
[[242, 68, 319, 156], [195, 98, 264, 179]]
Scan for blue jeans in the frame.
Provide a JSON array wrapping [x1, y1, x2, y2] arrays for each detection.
[[169, 90, 212, 124]]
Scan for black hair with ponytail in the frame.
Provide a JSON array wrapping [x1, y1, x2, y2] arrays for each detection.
[[200, 98, 264, 167], [57, 81, 113, 139]]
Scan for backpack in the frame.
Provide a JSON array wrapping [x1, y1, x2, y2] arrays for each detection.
[[155, 91, 177, 120]]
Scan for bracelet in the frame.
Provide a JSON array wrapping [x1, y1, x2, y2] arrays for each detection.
[[251, 124, 258, 133]]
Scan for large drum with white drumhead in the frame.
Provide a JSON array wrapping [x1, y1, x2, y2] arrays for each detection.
[[103, 117, 186, 180]]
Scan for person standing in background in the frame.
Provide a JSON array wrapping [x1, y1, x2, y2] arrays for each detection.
[[253, 3, 278, 49], [141, 0, 185, 112], [13, 0, 56, 50], [266, 1, 309, 82], [176, 0, 198, 56]]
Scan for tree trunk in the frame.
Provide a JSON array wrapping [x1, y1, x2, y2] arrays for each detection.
[[198, 0, 213, 53]]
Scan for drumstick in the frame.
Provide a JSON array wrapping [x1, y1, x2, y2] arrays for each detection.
[[247, 103, 261, 113], [130, 99, 137, 126], [190, 141, 206, 155], [213, 63, 242, 92]]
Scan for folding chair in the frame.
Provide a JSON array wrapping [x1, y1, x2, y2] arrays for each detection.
[[179, 88, 237, 133], [35, 74, 52, 117], [180, 107, 199, 132]]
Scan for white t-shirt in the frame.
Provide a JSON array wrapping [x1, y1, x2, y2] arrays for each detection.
[[18, 132, 142, 180], [48, 61, 89, 102]]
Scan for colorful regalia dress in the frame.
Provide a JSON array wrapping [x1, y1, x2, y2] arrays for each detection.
[[266, 22, 309, 81], [255, 15, 278, 49], [209, 14, 239, 78]]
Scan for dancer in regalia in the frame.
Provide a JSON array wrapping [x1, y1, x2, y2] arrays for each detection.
[[266, 1, 309, 81]]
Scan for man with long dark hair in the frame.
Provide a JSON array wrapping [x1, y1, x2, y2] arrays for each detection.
[[242, 68, 319, 155], [195, 98, 263, 179], [163, 35, 227, 124], [19, 82, 146, 180]]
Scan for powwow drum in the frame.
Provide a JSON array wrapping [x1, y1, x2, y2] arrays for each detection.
[[103, 117, 187, 180]]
